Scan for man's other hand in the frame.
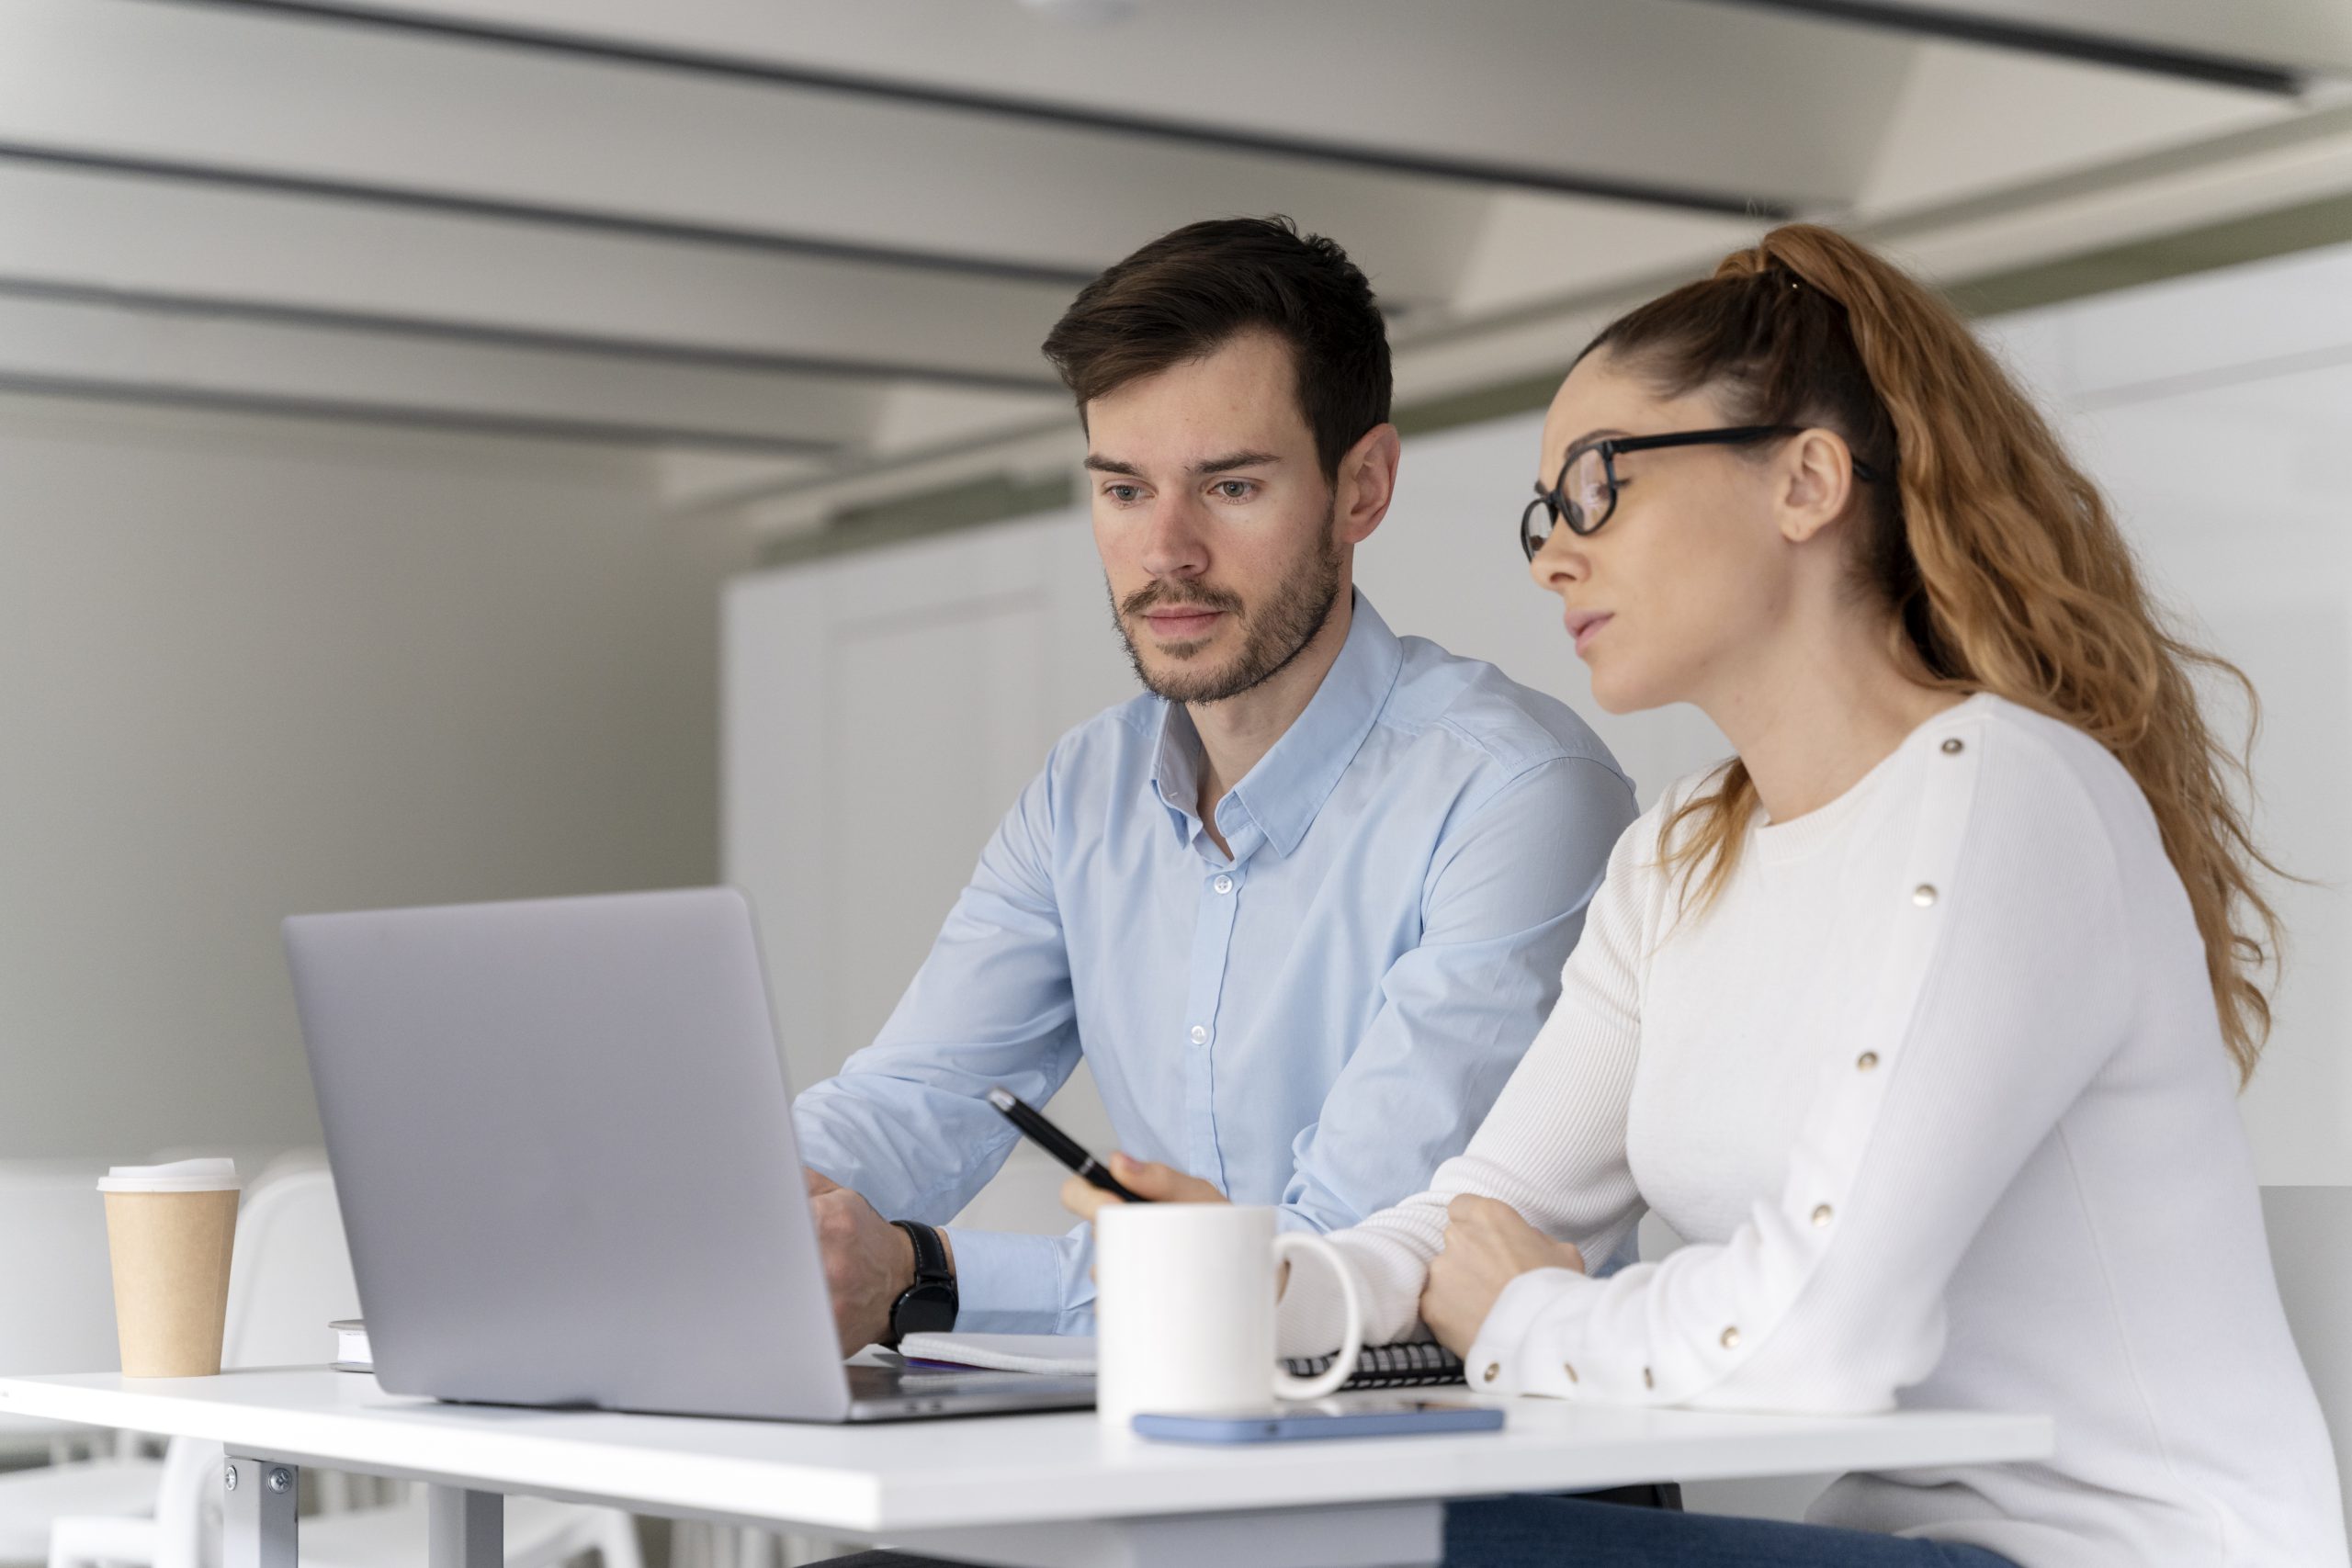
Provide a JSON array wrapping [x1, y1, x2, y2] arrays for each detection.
[[805, 1167, 916, 1354], [1059, 1154, 1227, 1222]]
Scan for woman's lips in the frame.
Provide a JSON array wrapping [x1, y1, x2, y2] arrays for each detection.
[[1568, 611, 1612, 654], [1145, 608, 1225, 639]]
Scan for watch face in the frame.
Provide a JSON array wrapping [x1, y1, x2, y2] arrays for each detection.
[[894, 1283, 958, 1337]]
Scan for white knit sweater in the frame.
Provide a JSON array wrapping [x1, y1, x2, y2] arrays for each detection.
[[1279, 694, 2346, 1568]]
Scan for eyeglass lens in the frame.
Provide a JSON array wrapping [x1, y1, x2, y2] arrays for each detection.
[[1522, 447, 1612, 558]]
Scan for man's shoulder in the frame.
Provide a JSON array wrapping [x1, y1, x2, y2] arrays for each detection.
[[1378, 633, 1627, 786]]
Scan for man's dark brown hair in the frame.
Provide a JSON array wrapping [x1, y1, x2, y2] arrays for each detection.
[[1040, 216, 1392, 480]]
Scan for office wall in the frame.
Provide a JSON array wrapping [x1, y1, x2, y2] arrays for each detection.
[[728, 237, 2352, 1191], [0, 395, 758, 1160]]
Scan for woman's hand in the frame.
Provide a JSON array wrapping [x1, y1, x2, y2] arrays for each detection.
[[1419, 1194, 1586, 1356], [1059, 1154, 1227, 1221]]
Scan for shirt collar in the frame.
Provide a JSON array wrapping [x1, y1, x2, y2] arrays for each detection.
[[1147, 591, 1404, 860]]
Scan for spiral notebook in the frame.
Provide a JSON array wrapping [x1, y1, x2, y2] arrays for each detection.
[[899, 1332, 1466, 1391]]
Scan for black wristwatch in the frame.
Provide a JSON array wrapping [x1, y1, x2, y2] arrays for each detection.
[[887, 1220, 957, 1344]]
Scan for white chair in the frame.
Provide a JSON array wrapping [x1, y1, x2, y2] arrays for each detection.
[[0, 1160, 164, 1565], [2260, 1185, 2352, 1519], [48, 1156, 645, 1568]]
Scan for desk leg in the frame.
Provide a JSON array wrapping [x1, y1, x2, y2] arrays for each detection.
[[223, 1457, 300, 1568], [883, 1499, 1444, 1568], [427, 1485, 504, 1568]]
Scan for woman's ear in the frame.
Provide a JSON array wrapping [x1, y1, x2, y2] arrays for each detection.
[[1777, 428, 1859, 546]]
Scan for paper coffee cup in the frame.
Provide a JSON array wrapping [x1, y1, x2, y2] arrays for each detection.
[[98, 1159, 241, 1378]]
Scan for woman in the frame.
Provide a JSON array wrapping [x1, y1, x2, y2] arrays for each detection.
[[1272, 225, 2347, 1566]]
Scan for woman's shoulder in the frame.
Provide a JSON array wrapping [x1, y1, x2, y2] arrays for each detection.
[[1906, 693, 2169, 876]]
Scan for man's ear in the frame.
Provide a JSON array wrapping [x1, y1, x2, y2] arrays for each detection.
[[1778, 427, 1859, 547], [1335, 423, 1402, 546]]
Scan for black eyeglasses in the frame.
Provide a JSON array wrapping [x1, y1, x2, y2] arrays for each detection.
[[1520, 424, 1885, 560]]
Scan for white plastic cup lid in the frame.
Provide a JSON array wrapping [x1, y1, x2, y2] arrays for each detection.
[[97, 1157, 241, 1194]]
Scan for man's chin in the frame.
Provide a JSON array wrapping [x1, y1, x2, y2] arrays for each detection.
[[1136, 650, 1254, 705]]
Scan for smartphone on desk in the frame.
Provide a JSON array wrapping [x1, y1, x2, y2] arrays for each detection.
[[1132, 1399, 1505, 1444]]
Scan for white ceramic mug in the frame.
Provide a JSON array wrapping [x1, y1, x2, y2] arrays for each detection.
[[1094, 1203, 1365, 1427]]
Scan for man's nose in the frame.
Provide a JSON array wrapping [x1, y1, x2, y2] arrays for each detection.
[[1139, 495, 1210, 581]]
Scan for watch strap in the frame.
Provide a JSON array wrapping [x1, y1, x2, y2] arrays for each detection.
[[887, 1220, 957, 1345], [892, 1219, 953, 1288]]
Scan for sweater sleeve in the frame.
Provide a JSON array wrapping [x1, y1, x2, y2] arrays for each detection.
[[1464, 709, 2138, 1412], [1276, 795, 1657, 1356]]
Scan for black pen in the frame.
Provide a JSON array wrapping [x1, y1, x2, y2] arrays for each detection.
[[987, 1088, 1150, 1203]]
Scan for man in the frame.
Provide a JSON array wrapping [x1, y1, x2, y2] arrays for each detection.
[[792, 216, 1636, 1351]]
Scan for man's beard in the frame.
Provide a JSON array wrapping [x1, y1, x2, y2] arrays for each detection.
[[1110, 522, 1344, 706]]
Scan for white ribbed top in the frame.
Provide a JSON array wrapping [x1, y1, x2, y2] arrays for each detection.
[[1279, 694, 2346, 1568]]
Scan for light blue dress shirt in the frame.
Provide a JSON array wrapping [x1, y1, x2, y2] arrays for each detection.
[[792, 593, 1636, 1333]]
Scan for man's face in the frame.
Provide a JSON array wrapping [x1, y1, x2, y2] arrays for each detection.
[[1085, 331, 1342, 706]]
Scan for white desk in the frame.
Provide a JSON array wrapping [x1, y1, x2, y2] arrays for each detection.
[[0, 1370, 2051, 1568]]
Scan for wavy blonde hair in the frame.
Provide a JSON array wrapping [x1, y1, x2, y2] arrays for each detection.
[[1581, 222, 2284, 1082]]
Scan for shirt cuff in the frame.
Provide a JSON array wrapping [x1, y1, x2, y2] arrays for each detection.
[[943, 1227, 1092, 1336], [1465, 1266, 1592, 1398]]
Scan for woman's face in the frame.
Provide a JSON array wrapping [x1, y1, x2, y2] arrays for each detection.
[[1526, 352, 1798, 716]]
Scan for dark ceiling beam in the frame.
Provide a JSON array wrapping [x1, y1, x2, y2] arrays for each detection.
[[0, 140, 1102, 288], [0, 275, 1069, 395], [1695, 0, 2305, 95], [0, 370, 850, 455], [157, 0, 1801, 218]]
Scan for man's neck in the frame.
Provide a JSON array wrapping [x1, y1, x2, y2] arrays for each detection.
[[1191, 589, 1357, 852]]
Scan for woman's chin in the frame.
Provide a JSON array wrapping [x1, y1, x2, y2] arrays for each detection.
[[1586, 662, 1664, 717]]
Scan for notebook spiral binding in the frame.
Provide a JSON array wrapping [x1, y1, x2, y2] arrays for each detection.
[[1283, 1340, 1467, 1390]]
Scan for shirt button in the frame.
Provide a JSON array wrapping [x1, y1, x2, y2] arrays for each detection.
[[1213, 874, 1233, 895], [1642, 1367, 1655, 1390], [1856, 1051, 1880, 1071], [1561, 1361, 1578, 1383], [1720, 1325, 1741, 1350], [1812, 1203, 1835, 1226], [1941, 738, 1964, 755], [1912, 885, 1939, 907], [1482, 1362, 1499, 1384], [1189, 1025, 1208, 1045]]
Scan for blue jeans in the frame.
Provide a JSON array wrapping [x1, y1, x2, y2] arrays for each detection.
[[1446, 1495, 2018, 1567]]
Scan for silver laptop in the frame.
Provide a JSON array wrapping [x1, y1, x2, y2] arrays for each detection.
[[283, 886, 1095, 1422]]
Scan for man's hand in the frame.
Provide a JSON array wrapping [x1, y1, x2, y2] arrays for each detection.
[[1418, 1194, 1585, 1357], [805, 1167, 924, 1355], [1058, 1154, 1227, 1222]]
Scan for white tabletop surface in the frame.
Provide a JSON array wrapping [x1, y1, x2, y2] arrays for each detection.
[[0, 1368, 2052, 1537]]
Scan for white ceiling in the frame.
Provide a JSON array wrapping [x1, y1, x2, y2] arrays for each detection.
[[2, 0, 2348, 528]]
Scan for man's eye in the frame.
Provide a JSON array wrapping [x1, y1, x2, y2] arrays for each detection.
[[1104, 484, 1141, 503], [1213, 479, 1255, 501]]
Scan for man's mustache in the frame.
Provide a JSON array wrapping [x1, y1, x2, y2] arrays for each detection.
[[1121, 581, 1245, 619]]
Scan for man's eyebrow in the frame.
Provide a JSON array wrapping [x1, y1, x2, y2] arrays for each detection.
[[1082, 455, 1141, 476], [1193, 450, 1282, 476]]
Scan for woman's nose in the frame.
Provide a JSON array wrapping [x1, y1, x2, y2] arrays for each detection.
[[1528, 530, 1584, 594]]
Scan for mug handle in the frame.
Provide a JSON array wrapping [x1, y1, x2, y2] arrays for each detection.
[[1270, 1232, 1364, 1401]]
